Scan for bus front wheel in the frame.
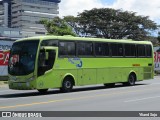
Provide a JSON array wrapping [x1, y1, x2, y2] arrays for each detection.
[[60, 77, 73, 93]]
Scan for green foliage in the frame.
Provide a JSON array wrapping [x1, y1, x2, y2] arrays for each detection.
[[40, 17, 76, 36], [64, 8, 158, 40], [63, 16, 82, 35], [40, 8, 159, 41]]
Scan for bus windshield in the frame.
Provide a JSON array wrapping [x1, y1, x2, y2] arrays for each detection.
[[8, 40, 39, 75]]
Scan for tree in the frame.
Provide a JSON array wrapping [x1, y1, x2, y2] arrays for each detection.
[[63, 16, 82, 36], [67, 8, 158, 40], [40, 17, 76, 36]]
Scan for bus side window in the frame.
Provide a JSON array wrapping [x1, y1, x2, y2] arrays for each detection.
[[137, 45, 146, 57], [59, 41, 75, 57], [77, 42, 93, 56], [95, 42, 109, 56], [110, 43, 123, 57], [124, 44, 136, 57], [146, 45, 152, 57], [117, 44, 123, 56]]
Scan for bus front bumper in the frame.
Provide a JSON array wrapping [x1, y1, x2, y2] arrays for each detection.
[[8, 81, 36, 90]]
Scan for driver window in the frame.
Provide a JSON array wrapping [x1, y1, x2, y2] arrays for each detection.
[[39, 50, 46, 66], [45, 50, 56, 70], [38, 50, 56, 76]]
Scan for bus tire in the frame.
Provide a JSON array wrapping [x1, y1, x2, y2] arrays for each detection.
[[60, 77, 73, 93], [104, 83, 115, 88], [124, 73, 136, 86], [37, 89, 48, 94]]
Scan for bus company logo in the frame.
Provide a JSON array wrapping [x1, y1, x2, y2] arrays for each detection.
[[68, 58, 83, 68], [2, 112, 11, 117], [1, 112, 42, 118]]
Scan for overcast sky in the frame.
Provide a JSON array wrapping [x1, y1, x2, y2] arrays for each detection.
[[59, 0, 160, 24]]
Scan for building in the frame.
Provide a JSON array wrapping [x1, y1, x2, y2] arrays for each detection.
[[0, 0, 61, 37], [0, 0, 11, 27], [0, 27, 22, 38], [11, 0, 60, 37]]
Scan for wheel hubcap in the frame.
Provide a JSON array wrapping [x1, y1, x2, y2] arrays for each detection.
[[129, 75, 134, 85], [65, 81, 71, 88]]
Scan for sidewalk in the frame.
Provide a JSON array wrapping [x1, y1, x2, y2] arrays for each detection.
[[0, 81, 8, 88]]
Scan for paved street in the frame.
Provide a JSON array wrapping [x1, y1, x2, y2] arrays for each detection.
[[0, 76, 159, 119]]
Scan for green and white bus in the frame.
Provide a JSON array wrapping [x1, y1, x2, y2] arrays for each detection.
[[8, 36, 154, 93]]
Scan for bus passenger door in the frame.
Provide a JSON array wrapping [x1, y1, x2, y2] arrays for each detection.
[[38, 48, 56, 76], [37, 47, 57, 89]]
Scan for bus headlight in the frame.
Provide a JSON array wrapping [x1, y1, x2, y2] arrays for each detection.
[[26, 76, 35, 82], [26, 82, 30, 87]]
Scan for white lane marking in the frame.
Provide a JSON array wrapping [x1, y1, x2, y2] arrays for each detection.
[[125, 96, 160, 102]]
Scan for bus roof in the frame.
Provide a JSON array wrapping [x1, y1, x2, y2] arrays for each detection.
[[16, 35, 152, 45]]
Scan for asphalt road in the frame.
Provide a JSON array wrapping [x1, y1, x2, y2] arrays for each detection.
[[0, 76, 160, 119]]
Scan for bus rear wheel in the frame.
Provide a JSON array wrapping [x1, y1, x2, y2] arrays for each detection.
[[60, 77, 73, 93], [37, 89, 48, 94], [124, 74, 136, 86]]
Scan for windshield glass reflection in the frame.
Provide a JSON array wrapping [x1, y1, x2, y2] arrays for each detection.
[[8, 40, 39, 75]]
